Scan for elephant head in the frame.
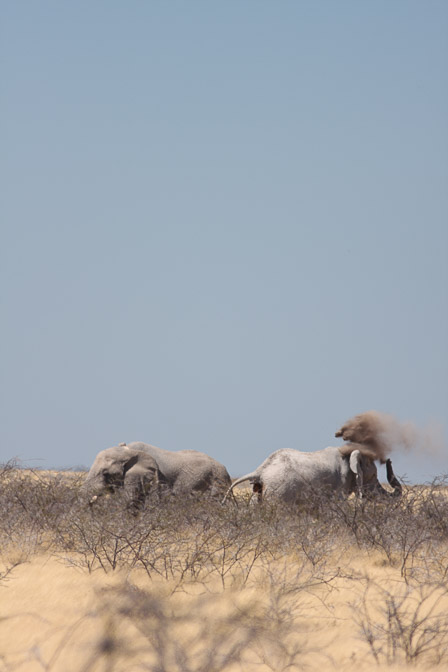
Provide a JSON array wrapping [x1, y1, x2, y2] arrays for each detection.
[[345, 446, 402, 498], [84, 444, 159, 506]]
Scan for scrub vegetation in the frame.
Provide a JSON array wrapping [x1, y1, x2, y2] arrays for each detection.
[[0, 460, 447, 671]]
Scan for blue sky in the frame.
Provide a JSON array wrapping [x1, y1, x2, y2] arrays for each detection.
[[2, 1, 447, 482]]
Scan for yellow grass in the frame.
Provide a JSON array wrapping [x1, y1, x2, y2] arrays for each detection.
[[1, 470, 447, 671], [0, 549, 447, 672]]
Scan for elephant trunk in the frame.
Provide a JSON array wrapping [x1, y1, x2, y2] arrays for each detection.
[[376, 458, 402, 497], [83, 471, 116, 501], [81, 475, 103, 505], [385, 458, 402, 496]]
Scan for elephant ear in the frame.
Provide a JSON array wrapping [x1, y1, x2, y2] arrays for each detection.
[[349, 449, 364, 492], [123, 451, 158, 484], [105, 451, 139, 487], [122, 453, 139, 475]]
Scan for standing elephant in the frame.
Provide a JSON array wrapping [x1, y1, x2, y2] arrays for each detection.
[[120, 442, 232, 497], [222, 443, 402, 504], [84, 444, 161, 506]]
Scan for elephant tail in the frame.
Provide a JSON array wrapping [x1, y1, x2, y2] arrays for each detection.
[[221, 471, 258, 504]]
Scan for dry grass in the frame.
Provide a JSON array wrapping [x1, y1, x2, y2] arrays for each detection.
[[0, 463, 447, 671]]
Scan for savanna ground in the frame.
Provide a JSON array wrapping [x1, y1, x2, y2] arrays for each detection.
[[0, 461, 447, 672]]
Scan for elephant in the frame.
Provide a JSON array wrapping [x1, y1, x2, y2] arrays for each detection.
[[84, 444, 161, 507], [117, 442, 232, 497], [222, 443, 402, 504]]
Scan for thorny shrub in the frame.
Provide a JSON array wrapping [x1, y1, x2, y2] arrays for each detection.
[[0, 461, 447, 586], [1, 461, 448, 670], [21, 573, 331, 672], [352, 577, 448, 666]]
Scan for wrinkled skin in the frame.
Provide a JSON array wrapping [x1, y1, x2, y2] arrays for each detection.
[[84, 445, 160, 507], [222, 445, 402, 504], [123, 442, 232, 497]]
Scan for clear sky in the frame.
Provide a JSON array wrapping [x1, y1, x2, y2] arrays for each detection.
[[2, 1, 447, 483]]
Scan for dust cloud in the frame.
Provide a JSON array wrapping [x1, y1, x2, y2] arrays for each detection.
[[335, 410, 445, 464]]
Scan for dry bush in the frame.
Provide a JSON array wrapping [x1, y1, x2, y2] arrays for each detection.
[[320, 477, 448, 581], [55, 492, 337, 593], [81, 583, 264, 672], [1, 462, 447, 586], [2, 462, 448, 672], [52, 564, 332, 672], [0, 460, 84, 563], [352, 577, 448, 666]]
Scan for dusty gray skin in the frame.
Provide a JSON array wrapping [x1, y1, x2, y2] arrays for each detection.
[[222, 444, 402, 504], [125, 442, 232, 497], [84, 444, 160, 507]]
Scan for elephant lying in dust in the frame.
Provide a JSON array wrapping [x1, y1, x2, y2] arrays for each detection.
[[84, 444, 161, 507], [125, 442, 232, 497], [222, 444, 402, 504]]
